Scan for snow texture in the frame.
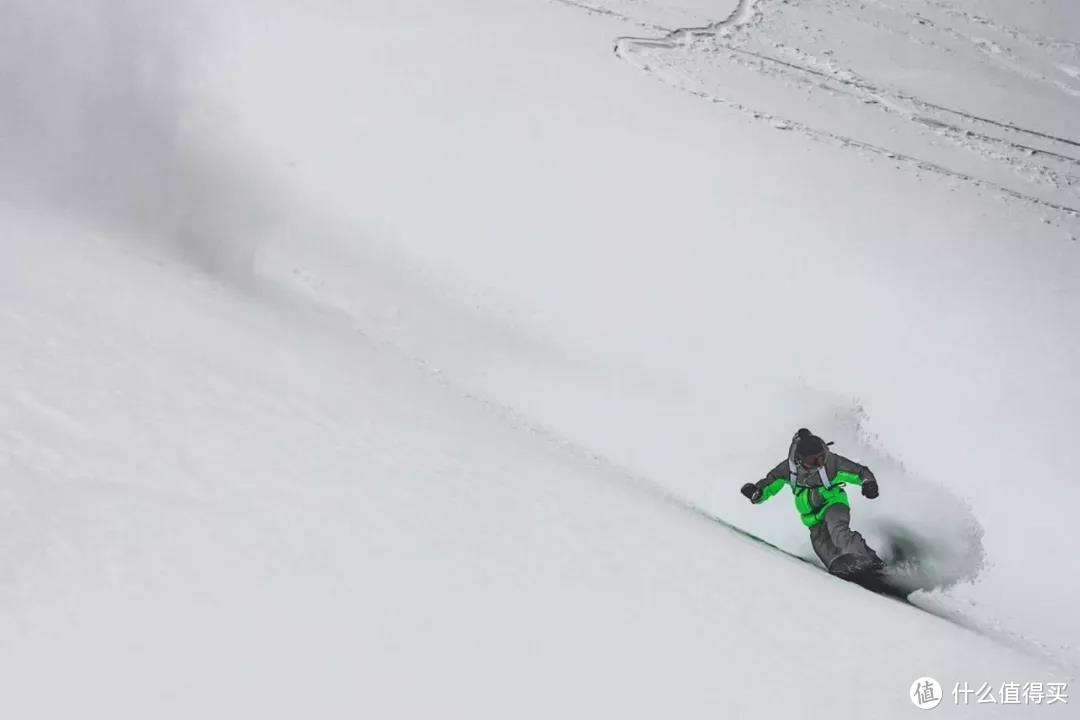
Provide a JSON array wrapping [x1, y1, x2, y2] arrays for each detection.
[[2, 0, 1078, 717]]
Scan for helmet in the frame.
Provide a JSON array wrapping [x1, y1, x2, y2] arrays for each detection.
[[795, 431, 829, 470]]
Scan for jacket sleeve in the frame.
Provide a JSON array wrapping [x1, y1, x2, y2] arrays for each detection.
[[753, 460, 790, 503], [832, 454, 876, 486]]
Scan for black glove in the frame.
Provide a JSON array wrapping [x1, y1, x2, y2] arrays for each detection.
[[740, 482, 762, 503], [861, 479, 879, 499]]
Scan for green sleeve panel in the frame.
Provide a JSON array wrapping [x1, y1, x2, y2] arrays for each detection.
[[834, 470, 862, 486], [833, 454, 876, 485], [757, 476, 788, 503], [752, 460, 790, 503]]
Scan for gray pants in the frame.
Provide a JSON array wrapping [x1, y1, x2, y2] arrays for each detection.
[[810, 504, 882, 574]]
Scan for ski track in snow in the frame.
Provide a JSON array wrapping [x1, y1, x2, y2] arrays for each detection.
[[270, 229, 1069, 665], [551, 0, 672, 32], [278, 255, 998, 638], [557, 0, 1080, 224], [323, 274, 1070, 670], [538, 0, 1080, 670], [431, 348, 1072, 670]]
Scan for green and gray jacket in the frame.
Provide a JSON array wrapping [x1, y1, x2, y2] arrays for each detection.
[[752, 440, 877, 528]]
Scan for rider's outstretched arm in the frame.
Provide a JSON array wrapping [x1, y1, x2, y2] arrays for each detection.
[[743, 460, 788, 504]]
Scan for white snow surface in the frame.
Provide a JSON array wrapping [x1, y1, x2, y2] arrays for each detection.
[[2, 0, 1079, 717]]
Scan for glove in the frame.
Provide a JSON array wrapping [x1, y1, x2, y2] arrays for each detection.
[[861, 479, 879, 499], [740, 482, 762, 504]]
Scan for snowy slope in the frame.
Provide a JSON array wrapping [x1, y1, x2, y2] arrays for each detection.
[[2, 0, 1079, 717], [0, 198, 1066, 720]]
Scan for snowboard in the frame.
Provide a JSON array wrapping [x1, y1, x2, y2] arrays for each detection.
[[830, 553, 913, 601]]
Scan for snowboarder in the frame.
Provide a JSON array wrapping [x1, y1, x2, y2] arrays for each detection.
[[740, 428, 883, 580]]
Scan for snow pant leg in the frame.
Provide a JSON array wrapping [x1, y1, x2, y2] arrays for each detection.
[[809, 513, 841, 568], [809, 504, 881, 572]]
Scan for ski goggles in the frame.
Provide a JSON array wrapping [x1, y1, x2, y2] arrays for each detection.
[[799, 450, 829, 470]]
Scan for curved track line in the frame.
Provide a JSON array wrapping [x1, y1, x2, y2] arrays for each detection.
[[718, 43, 1080, 166], [702, 43, 1080, 196], [605, 0, 1080, 219], [550, 0, 671, 33], [613, 0, 760, 47], [919, 98, 1080, 150]]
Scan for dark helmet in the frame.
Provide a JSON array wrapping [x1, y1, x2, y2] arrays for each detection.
[[794, 429, 829, 470]]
